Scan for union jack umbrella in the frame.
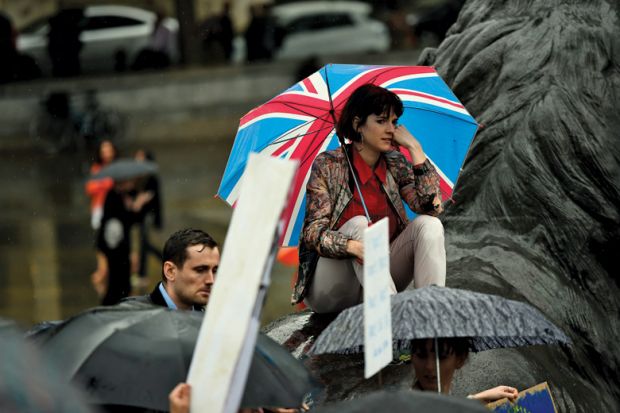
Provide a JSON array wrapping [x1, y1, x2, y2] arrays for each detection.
[[217, 64, 478, 246]]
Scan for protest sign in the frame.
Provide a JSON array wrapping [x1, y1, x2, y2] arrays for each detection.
[[187, 154, 297, 413], [487, 382, 558, 413], [363, 218, 393, 378]]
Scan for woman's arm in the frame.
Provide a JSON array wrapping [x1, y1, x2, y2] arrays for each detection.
[[302, 155, 354, 259], [468, 385, 519, 403], [391, 126, 443, 216]]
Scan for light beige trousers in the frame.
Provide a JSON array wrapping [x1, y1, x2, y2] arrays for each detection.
[[305, 215, 446, 313]]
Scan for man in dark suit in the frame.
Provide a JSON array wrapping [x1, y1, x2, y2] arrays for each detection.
[[126, 228, 219, 311]]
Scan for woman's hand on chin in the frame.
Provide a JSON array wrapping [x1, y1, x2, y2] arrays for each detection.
[[393, 125, 426, 164]]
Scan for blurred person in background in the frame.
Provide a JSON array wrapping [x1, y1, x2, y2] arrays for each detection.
[[244, 4, 276, 62], [132, 148, 164, 291], [86, 140, 118, 298], [47, 9, 84, 77], [132, 12, 174, 70], [0, 13, 40, 83], [97, 174, 154, 305], [218, 2, 234, 62]]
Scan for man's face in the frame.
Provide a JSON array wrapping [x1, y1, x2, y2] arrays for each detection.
[[165, 244, 220, 310]]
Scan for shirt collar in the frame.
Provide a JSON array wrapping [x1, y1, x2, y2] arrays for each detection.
[[159, 282, 178, 309], [352, 148, 387, 184]]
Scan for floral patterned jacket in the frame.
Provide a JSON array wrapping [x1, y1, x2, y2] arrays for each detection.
[[292, 145, 442, 304]]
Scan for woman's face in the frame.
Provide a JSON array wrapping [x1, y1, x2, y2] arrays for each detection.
[[411, 339, 465, 393], [99, 141, 116, 165], [355, 110, 398, 154]]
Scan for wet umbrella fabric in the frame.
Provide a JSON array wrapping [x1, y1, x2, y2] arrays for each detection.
[[313, 389, 489, 413], [90, 158, 158, 181], [310, 286, 571, 355], [0, 327, 94, 413], [217, 64, 478, 246], [38, 305, 316, 411]]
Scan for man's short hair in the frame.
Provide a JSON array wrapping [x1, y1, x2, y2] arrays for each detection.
[[162, 228, 218, 280]]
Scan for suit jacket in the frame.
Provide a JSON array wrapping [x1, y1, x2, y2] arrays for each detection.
[[292, 145, 442, 304]]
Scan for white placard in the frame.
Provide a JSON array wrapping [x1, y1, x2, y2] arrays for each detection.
[[363, 217, 393, 379], [187, 153, 298, 413]]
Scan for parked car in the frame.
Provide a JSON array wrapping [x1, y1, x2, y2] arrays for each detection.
[[233, 1, 391, 62], [17, 5, 179, 75]]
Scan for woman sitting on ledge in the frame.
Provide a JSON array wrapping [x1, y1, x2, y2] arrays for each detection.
[[293, 84, 446, 314]]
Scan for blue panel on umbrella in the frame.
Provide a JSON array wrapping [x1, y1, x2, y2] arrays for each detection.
[[400, 110, 478, 183]]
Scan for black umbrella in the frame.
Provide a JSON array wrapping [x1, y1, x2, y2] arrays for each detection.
[[310, 286, 570, 355], [0, 326, 94, 413], [313, 389, 489, 413], [37, 305, 317, 411], [90, 158, 158, 181]]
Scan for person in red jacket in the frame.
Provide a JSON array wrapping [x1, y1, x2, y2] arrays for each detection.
[[85, 139, 117, 297]]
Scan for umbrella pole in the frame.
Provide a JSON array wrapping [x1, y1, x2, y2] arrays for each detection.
[[341, 145, 372, 222], [435, 337, 441, 394], [325, 66, 371, 223]]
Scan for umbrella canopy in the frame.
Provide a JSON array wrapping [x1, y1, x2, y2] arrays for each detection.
[[36, 305, 316, 411], [0, 327, 94, 413], [90, 158, 158, 181], [217, 64, 478, 246], [313, 389, 488, 413], [310, 286, 570, 355]]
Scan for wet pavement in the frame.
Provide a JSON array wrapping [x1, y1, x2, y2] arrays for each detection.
[[0, 139, 296, 327]]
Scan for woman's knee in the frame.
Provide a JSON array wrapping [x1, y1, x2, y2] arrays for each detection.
[[339, 215, 369, 238], [411, 215, 444, 240]]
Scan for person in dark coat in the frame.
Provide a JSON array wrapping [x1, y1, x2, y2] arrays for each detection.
[[0, 13, 40, 83], [218, 2, 234, 61], [123, 228, 219, 311], [244, 4, 276, 62], [133, 149, 163, 286], [97, 177, 153, 305], [47, 9, 84, 77]]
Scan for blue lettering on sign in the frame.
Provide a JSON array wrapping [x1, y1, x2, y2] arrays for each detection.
[[491, 385, 556, 413]]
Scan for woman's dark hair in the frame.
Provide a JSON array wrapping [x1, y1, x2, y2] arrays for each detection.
[[336, 84, 404, 143], [410, 337, 471, 360]]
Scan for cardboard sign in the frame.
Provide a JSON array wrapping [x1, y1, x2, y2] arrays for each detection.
[[487, 382, 558, 413], [363, 217, 393, 378], [187, 154, 297, 413]]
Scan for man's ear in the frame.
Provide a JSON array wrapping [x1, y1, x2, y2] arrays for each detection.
[[163, 261, 176, 282]]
